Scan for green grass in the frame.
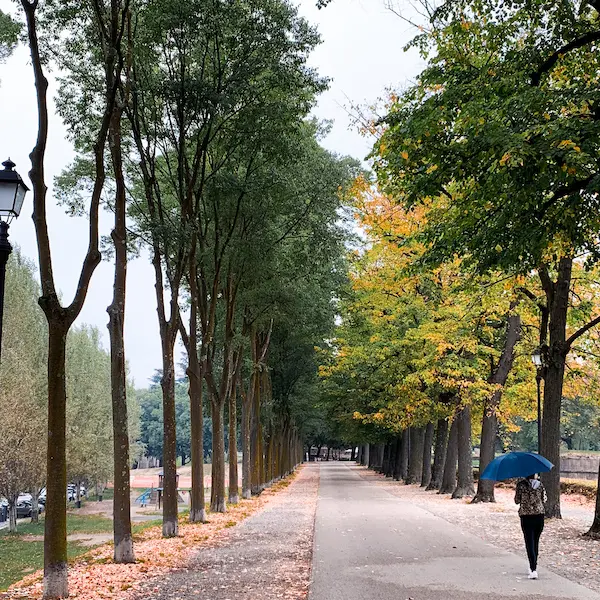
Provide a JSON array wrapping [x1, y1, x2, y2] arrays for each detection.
[[87, 487, 114, 501], [0, 514, 113, 538], [132, 518, 162, 536], [0, 536, 89, 590], [0, 514, 114, 591]]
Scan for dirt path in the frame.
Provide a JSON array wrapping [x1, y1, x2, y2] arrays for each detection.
[[132, 464, 319, 600]]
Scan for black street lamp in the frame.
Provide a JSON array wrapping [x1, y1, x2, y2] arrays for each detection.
[[0, 159, 29, 359], [531, 346, 546, 454]]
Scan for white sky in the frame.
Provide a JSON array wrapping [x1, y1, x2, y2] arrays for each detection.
[[0, 0, 424, 387]]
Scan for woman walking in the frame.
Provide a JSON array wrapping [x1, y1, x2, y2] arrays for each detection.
[[515, 473, 546, 579]]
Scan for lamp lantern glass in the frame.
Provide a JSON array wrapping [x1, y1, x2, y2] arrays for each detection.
[[531, 348, 543, 368], [0, 159, 29, 222]]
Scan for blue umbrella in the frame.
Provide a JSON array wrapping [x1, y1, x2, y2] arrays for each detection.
[[480, 451, 553, 481]]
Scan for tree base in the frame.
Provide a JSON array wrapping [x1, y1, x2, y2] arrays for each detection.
[[584, 526, 600, 540], [43, 562, 68, 599], [242, 489, 251, 500], [438, 483, 455, 494], [426, 481, 441, 491], [471, 492, 496, 504], [452, 485, 475, 499], [114, 538, 135, 563], [545, 504, 562, 519], [211, 498, 226, 513], [228, 494, 240, 505], [189, 508, 207, 523], [162, 518, 178, 538]]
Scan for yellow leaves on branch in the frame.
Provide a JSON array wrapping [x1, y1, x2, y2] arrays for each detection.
[[557, 139, 581, 152]]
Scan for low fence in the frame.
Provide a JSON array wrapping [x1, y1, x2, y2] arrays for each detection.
[[560, 455, 600, 481]]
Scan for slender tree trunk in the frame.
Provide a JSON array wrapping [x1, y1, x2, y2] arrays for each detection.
[[400, 430, 409, 480], [427, 419, 448, 491], [107, 99, 134, 563], [452, 405, 475, 499], [540, 258, 572, 519], [8, 496, 17, 533], [161, 346, 178, 536], [210, 396, 226, 512], [43, 323, 69, 597], [187, 337, 206, 522], [585, 461, 600, 539], [31, 486, 40, 524], [242, 396, 252, 499], [473, 312, 521, 504], [382, 442, 390, 476], [351, 446, 356, 461], [388, 442, 397, 476], [421, 422, 435, 487], [363, 443, 370, 467], [439, 417, 458, 494], [406, 427, 424, 484], [228, 386, 239, 504], [392, 436, 402, 480]]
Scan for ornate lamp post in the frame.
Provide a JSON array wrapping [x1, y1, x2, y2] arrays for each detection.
[[0, 159, 29, 359], [531, 347, 546, 454]]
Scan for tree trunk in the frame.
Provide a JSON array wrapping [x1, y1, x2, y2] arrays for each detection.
[[161, 346, 178, 537], [187, 308, 206, 522], [406, 427, 424, 484], [473, 312, 521, 504], [392, 436, 402, 480], [31, 486, 40, 524], [585, 461, 600, 539], [107, 101, 134, 561], [44, 322, 69, 598], [8, 496, 17, 533], [387, 440, 397, 477], [351, 446, 356, 461], [251, 364, 262, 494], [363, 443, 370, 467], [421, 422, 435, 487], [228, 386, 239, 504], [540, 258, 572, 519], [242, 396, 252, 499], [400, 430, 409, 480], [439, 417, 458, 494], [210, 396, 226, 512], [376, 443, 385, 471], [382, 442, 391, 476], [452, 405, 475, 499], [427, 419, 448, 491]]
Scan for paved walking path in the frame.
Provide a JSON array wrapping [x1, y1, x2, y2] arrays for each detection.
[[309, 463, 600, 600]]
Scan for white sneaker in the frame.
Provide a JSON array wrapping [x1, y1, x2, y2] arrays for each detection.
[[528, 571, 538, 580]]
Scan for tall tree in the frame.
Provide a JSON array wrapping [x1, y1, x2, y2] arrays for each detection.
[[374, 0, 600, 518], [21, 0, 127, 592], [0, 251, 47, 533]]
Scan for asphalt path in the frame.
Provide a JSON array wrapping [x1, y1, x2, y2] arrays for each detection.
[[309, 462, 600, 600]]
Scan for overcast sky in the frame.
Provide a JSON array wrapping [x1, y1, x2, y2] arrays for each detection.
[[0, 0, 424, 388]]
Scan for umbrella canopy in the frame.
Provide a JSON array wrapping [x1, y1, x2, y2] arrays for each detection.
[[480, 451, 553, 481]]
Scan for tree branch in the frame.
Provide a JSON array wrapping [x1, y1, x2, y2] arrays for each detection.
[[566, 314, 600, 348], [531, 31, 600, 86]]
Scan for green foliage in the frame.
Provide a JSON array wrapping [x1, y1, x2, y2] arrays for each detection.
[[374, 0, 600, 273], [0, 10, 20, 64], [137, 378, 201, 463]]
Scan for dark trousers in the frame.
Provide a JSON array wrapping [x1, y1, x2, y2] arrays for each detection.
[[520, 514, 544, 571]]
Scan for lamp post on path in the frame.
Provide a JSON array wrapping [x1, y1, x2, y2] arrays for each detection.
[[531, 346, 547, 454], [0, 159, 28, 362]]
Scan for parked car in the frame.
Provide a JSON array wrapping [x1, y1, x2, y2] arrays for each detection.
[[15, 498, 44, 518]]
